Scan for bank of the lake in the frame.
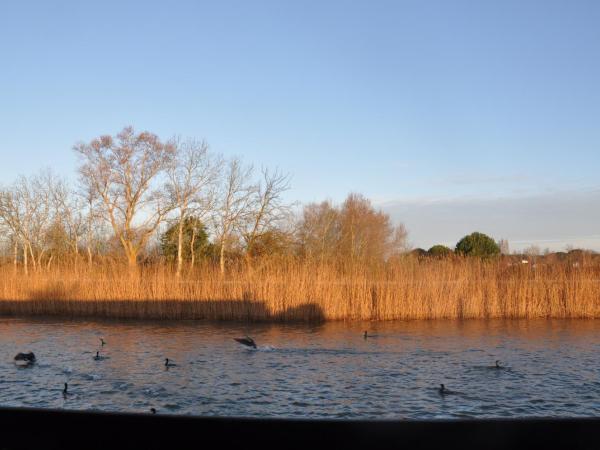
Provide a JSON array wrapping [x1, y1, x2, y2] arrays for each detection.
[[0, 258, 599, 321]]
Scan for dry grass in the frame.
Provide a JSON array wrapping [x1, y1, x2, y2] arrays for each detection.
[[0, 257, 599, 321]]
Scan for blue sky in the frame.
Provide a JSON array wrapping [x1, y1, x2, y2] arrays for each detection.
[[1, 1, 599, 250]]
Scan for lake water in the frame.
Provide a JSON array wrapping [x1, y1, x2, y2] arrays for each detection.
[[1, 317, 599, 419]]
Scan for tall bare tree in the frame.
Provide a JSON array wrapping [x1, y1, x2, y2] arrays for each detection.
[[166, 139, 221, 276], [297, 200, 340, 263], [51, 178, 86, 266], [212, 157, 255, 274], [297, 194, 408, 264], [0, 171, 58, 273], [338, 193, 406, 263], [240, 168, 292, 265], [74, 126, 176, 267]]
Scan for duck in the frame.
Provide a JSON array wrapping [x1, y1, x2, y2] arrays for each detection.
[[63, 383, 68, 397], [150, 408, 157, 414], [495, 360, 502, 369], [234, 337, 257, 349], [93, 351, 102, 361], [439, 384, 449, 395], [14, 352, 36, 366], [164, 358, 177, 368]]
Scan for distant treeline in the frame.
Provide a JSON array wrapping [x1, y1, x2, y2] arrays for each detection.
[[412, 233, 598, 261]]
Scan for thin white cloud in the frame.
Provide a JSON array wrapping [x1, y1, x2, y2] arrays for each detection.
[[440, 173, 530, 186]]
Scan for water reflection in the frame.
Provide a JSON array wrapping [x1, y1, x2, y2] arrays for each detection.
[[0, 317, 599, 419]]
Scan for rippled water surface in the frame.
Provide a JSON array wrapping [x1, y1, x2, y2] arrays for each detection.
[[1, 317, 600, 419]]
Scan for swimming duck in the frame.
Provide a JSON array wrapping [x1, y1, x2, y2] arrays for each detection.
[[14, 352, 36, 364], [439, 384, 449, 395], [164, 358, 177, 367], [495, 360, 501, 369], [234, 337, 257, 349], [93, 351, 101, 361]]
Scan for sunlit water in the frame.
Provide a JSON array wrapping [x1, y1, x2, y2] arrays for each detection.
[[1, 317, 600, 419]]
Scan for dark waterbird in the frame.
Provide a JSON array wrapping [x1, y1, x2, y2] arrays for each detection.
[[363, 331, 378, 339], [495, 360, 502, 369], [14, 352, 36, 365], [150, 408, 157, 414], [93, 351, 101, 361], [439, 384, 451, 395], [164, 358, 177, 367], [62, 383, 68, 397], [234, 337, 257, 349]]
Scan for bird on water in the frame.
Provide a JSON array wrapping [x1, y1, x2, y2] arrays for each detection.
[[94, 351, 101, 361], [150, 408, 157, 414], [234, 337, 257, 349], [495, 360, 502, 369], [63, 383, 68, 397], [439, 384, 449, 395], [164, 358, 177, 367], [14, 352, 36, 366]]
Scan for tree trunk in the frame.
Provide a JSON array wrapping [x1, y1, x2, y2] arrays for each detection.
[[36, 250, 45, 272], [73, 236, 79, 269], [125, 246, 138, 269], [190, 227, 196, 270], [13, 239, 18, 275], [219, 238, 226, 275], [28, 243, 37, 272], [244, 250, 253, 271], [127, 254, 138, 268], [23, 243, 28, 276], [176, 218, 184, 278]]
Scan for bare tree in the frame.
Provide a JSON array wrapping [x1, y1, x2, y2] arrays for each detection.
[[212, 157, 255, 274], [240, 168, 292, 265], [338, 193, 400, 263], [297, 200, 340, 263], [0, 171, 58, 273], [51, 178, 86, 266], [80, 182, 101, 266], [166, 138, 221, 276], [74, 126, 176, 267], [524, 245, 541, 257], [498, 239, 510, 255], [297, 194, 408, 264]]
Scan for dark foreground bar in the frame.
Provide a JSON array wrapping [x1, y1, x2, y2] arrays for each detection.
[[0, 407, 599, 450]]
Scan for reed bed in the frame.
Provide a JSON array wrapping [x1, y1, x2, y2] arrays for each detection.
[[0, 257, 598, 321]]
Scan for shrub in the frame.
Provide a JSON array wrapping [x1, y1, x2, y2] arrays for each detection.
[[160, 217, 214, 261], [427, 245, 453, 258], [455, 232, 500, 257]]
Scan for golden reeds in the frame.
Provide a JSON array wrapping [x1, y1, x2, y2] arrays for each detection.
[[0, 257, 598, 321]]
